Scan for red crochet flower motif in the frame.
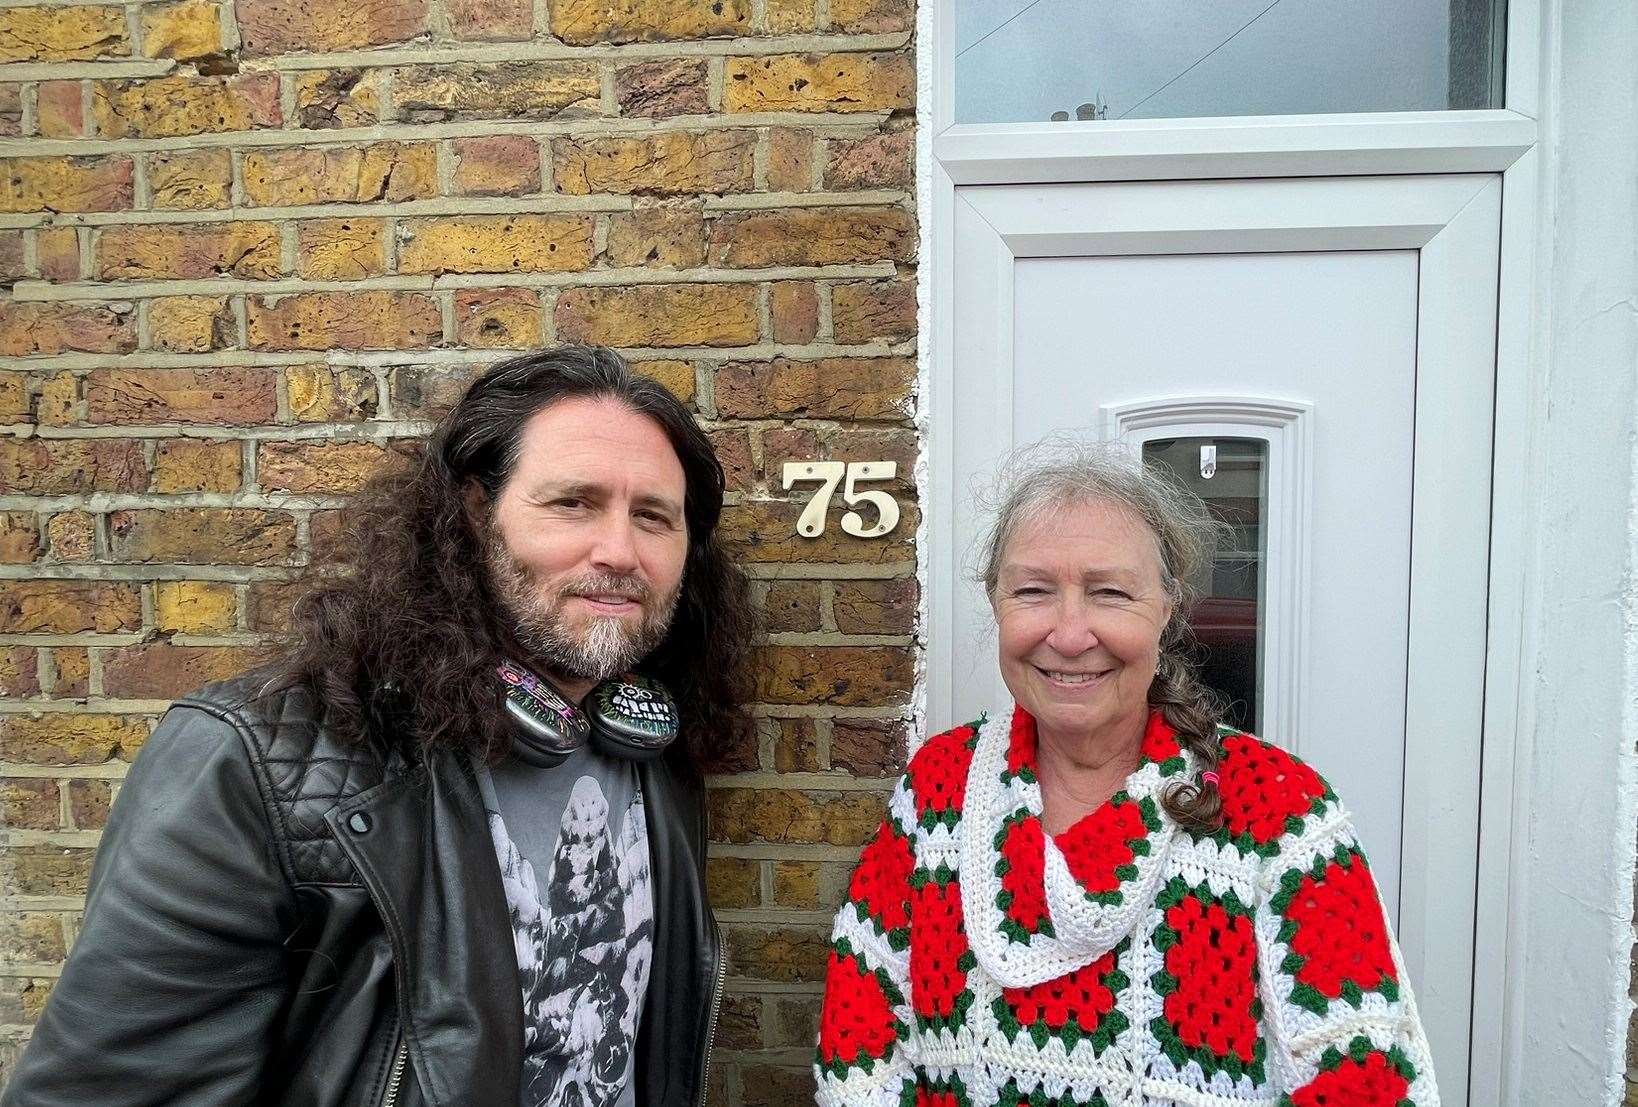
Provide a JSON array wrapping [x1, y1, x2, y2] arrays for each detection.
[[1056, 797, 1149, 897], [1004, 708, 1037, 779], [1141, 711, 1183, 767], [910, 876, 970, 1023], [1218, 734, 1327, 845], [848, 821, 915, 938], [1285, 855, 1398, 998], [998, 815, 1050, 935], [916, 1092, 959, 1107], [1001, 948, 1121, 1032], [817, 949, 898, 1068], [1289, 1051, 1411, 1107], [907, 725, 977, 827], [1163, 893, 1260, 1063]]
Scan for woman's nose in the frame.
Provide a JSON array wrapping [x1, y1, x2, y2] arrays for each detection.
[[1043, 601, 1099, 656]]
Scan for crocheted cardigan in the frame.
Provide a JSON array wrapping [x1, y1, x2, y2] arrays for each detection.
[[813, 705, 1438, 1107]]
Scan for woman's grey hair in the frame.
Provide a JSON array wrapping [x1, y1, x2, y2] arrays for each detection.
[[976, 439, 1232, 832]]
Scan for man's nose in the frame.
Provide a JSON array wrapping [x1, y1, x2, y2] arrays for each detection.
[[589, 513, 641, 574]]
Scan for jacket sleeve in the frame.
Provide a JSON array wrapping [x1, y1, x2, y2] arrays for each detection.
[[813, 771, 919, 1107], [1255, 791, 1440, 1106], [2, 702, 299, 1107]]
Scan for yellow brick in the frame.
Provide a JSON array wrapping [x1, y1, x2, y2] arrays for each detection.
[[148, 149, 232, 210], [764, 0, 814, 32], [294, 69, 383, 129], [140, 0, 221, 60], [36, 374, 77, 426], [98, 223, 280, 281], [45, 510, 96, 561], [36, 227, 80, 282], [242, 143, 437, 207], [0, 6, 128, 62], [548, 0, 748, 44], [553, 131, 755, 196], [555, 284, 759, 348], [629, 359, 696, 405], [257, 440, 396, 494], [237, 0, 427, 56], [297, 219, 387, 280], [93, 73, 281, 139], [0, 580, 140, 634], [724, 53, 913, 114], [397, 215, 594, 275], [286, 366, 377, 422], [453, 289, 542, 349], [154, 581, 237, 634], [0, 156, 132, 213], [246, 292, 442, 352], [391, 61, 599, 119], [149, 296, 233, 353], [151, 439, 242, 493]]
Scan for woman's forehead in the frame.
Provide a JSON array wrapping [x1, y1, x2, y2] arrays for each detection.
[[1001, 496, 1163, 572]]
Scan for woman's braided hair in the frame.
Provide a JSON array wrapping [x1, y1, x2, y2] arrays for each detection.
[[977, 441, 1230, 832]]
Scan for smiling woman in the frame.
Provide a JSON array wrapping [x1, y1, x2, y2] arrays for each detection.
[[814, 443, 1442, 1106]]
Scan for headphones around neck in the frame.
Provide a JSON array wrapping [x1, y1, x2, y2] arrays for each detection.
[[497, 658, 679, 768]]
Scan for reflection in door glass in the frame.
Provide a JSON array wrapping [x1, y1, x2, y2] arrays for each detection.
[[955, 0, 1505, 124], [1143, 437, 1268, 734]]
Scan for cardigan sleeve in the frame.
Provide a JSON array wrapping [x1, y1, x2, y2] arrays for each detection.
[[1253, 781, 1441, 1106]]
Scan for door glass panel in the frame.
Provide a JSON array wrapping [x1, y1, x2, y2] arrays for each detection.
[[1143, 436, 1268, 733], [955, 0, 1505, 124]]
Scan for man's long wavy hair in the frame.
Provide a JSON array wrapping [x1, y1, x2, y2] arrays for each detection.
[[273, 346, 758, 768]]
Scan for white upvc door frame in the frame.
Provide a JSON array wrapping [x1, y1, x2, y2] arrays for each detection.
[[913, 0, 1638, 1104]]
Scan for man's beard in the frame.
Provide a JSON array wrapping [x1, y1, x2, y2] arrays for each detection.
[[485, 531, 680, 685]]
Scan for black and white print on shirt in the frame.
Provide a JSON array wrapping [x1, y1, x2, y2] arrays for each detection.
[[486, 775, 653, 1107]]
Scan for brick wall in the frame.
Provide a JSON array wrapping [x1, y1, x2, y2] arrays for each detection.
[[0, 0, 918, 1100]]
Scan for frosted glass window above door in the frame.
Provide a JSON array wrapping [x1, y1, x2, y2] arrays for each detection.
[[954, 0, 1505, 124]]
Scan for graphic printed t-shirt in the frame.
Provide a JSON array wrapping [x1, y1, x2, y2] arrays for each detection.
[[476, 744, 653, 1107]]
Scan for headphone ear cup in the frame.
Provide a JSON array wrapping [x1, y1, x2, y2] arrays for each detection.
[[498, 659, 590, 766], [588, 674, 679, 762]]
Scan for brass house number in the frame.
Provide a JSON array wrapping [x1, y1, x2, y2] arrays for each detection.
[[782, 461, 901, 539]]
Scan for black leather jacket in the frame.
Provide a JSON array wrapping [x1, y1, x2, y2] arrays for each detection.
[[2, 672, 723, 1107]]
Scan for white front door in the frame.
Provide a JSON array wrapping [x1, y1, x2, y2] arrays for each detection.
[[930, 172, 1500, 1101]]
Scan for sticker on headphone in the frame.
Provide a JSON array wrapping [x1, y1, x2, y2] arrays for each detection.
[[592, 674, 678, 743], [498, 658, 588, 750]]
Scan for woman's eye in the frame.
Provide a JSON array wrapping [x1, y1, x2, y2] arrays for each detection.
[[1093, 588, 1130, 600], [1013, 586, 1046, 597]]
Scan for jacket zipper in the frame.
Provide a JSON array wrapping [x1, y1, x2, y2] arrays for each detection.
[[696, 928, 726, 1107], [381, 1035, 408, 1107]]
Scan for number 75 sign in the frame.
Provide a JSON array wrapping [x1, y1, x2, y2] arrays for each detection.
[[781, 461, 902, 539]]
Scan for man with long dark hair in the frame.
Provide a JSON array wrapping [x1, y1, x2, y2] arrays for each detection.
[[3, 347, 760, 1107]]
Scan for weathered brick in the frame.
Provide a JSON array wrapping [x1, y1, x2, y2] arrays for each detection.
[[555, 283, 759, 347], [86, 368, 278, 425], [109, 508, 298, 565], [0, 156, 132, 213], [758, 645, 911, 706], [721, 926, 830, 986], [830, 277, 914, 344], [37, 227, 80, 282], [826, 129, 912, 189], [398, 215, 594, 275], [769, 281, 818, 343], [243, 143, 436, 206], [392, 62, 599, 120], [389, 364, 482, 419], [0, 513, 40, 564], [0, 374, 26, 423], [237, 0, 427, 55], [830, 717, 906, 776], [151, 439, 243, 493], [772, 859, 845, 908], [247, 292, 442, 351], [823, 427, 916, 488], [725, 53, 912, 114], [287, 366, 378, 422], [714, 994, 763, 1050], [0, 232, 23, 280], [452, 136, 541, 196], [102, 642, 268, 698], [45, 511, 96, 562], [0, 915, 66, 965], [147, 149, 232, 210], [764, 0, 814, 33], [0, 646, 41, 697], [706, 426, 752, 491], [257, 440, 397, 494], [629, 360, 695, 405], [50, 647, 89, 697], [0, 580, 140, 633], [829, 0, 910, 33], [36, 80, 85, 138], [716, 356, 912, 419], [8, 847, 94, 896], [772, 996, 823, 1048], [293, 69, 383, 129], [93, 72, 281, 139], [711, 785, 885, 845], [297, 218, 388, 280], [710, 207, 914, 267], [246, 578, 306, 631], [141, 0, 222, 60], [0, 438, 145, 495], [0, 714, 146, 765], [763, 580, 821, 632], [98, 222, 280, 281], [615, 59, 707, 119], [764, 127, 816, 191], [719, 499, 916, 564], [0, 303, 134, 356], [705, 857, 759, 909], [454, 288, 542, 348], [0, 85, 18, 136], [67, 780, 111, 830], [149, 295, 235, 353], [549, 0, 748, 44], [554, 131, 755, 196], [605, 205, 706, 268], [0, 6, 127, 62], [447, 0, 530, 39], [0, 780, 58, 830], [154, 580, 237, 633], [770, 715, 820, 771], [832, 576, 915, 635], [739, 1064, 817, 1106]]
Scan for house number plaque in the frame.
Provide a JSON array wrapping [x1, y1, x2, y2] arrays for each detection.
[[782, 461, 901, 539]]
